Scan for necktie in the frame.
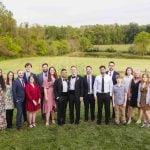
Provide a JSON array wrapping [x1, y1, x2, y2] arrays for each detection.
[[109, 71, 111, 76], [102, 76, 104, 93], [45, 73, 47, 77], [87, 76, 91, 93], [21, 79, 25, 88]]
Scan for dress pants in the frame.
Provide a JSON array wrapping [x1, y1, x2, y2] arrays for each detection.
[[84, 94, 95, 121], [22, 99, 27, 122], [69, 91, 80, 124], [6, 109, 14, 128], [97, 93, 110, 124], [57, 93, 68, 125], [15, 101, 23, 129]]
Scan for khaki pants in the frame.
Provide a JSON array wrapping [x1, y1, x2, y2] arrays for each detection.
[[114, 105, 126, 124]]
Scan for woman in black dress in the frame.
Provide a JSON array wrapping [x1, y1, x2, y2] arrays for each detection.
[[127, 70, 143, 124]]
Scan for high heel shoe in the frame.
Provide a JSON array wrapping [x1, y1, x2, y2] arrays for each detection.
[[52, 120, 55, 124], [45, 122, 49, 126]]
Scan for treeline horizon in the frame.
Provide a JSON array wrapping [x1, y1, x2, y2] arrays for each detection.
[[0, 2, 150, 58]]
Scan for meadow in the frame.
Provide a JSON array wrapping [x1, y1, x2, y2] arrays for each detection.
[[0, 56, 150, 150]]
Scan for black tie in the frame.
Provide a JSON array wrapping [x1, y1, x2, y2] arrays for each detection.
[[63, 79, 67, 81], [102, 76, 104, 93], [87, 76, 90, 93], [72, 76, 76, 79]]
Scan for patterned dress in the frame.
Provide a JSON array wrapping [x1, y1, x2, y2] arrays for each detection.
[[0, 85, 7, 130], [5, 84, 14, 110]]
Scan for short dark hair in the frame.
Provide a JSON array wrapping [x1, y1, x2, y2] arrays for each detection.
[[71, 66, 77, 69], [99, 65, 106, 69], [42, 63, 48, 67], [109, 61, 115, 65], [25, 63, 32, 68], [28, 75, 35, 83], [86, 66, 92, 69], [61, 68, 67, 72]]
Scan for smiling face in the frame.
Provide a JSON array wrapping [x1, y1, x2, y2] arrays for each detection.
[[86, 67, 92, 75], [42, 64, 48, 73], [133, 70, 141, 79], [61, 70, 67, 78], [108, 62, 115, 71], [71, 67, 77, 76], [25, 65, 32, 72], [29, 76, 35, 84], [142, 74, 149, 83], [8, 72, 14, 80], [17, 70, 24, 78], [49, 67, 55, 75]]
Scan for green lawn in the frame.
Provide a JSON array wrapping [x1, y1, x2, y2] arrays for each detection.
[[0, 57, 150, 150], [93, 44, 133, 52]]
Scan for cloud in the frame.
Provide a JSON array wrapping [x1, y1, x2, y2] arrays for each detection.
[[2, 0, 150, 26]]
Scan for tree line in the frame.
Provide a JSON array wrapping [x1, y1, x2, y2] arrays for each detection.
[[0, 2, 150, 58]]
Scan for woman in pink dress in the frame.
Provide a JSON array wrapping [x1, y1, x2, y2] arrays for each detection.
[[43, 67, 57, 126]]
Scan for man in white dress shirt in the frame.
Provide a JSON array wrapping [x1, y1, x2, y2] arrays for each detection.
[[94, 65, 113, 125]]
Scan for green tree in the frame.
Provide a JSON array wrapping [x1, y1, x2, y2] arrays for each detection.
[[80, 37, 92, 51], [134, 31, 150, 55]]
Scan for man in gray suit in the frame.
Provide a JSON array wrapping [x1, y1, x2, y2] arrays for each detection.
[[37, 63, 48, 120]]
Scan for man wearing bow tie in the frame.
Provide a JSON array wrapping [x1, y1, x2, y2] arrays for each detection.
[[68, 66, 84, 124], [37, 63, 48, 120], [54, 69, 69, 125]]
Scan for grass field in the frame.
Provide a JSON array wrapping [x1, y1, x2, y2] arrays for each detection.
[[0, 56, 150, 150], [93, 44, 133, 52]]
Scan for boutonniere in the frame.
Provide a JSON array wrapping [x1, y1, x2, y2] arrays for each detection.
[[76, 77, 79, 80]]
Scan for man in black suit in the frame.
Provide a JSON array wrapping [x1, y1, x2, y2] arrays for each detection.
[[54, 69, 68, 125], [22, 63, 37, 123], [68, 66, 83, 124], [37, 63, 48, 120], [106, 61, 119, 119], [83, 66, 95, 121], [12, 70, 25, 131]]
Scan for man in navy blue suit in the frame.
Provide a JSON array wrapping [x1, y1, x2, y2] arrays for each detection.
[[106, 61, 119, 119], [83, 66, 95, 121], [12, 70, 25, 131]]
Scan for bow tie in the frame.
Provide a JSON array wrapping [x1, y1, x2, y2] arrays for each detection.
[[71, 76, 76, 79], [63, 79, 67, 81]]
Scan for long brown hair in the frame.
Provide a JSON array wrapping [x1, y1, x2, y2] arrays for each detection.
[[6, 71, 14, 85], [125, 67, 133, 75], [141, 73, 150, 87], [48, 67, 57, 82], [0, 69, 6, 90]]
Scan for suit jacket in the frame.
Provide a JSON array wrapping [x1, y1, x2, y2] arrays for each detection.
[[54, 78, 69, 99], [37, 73, 44, 94], [23, 72, 37, 85], [12, 78, 25, 103], [83, 75, 95, 97], [68, 75, 84, 97], [106, 71, 119, 85]]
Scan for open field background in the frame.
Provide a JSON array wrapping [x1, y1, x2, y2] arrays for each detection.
[[0, 57, 150, 150]]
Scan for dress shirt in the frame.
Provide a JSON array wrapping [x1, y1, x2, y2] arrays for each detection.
[[94, 74, 113, 97], [26, 72, 31, 80], [69, 76, 76, 90], [62, 78, 68, 92], [108, 70, 114, 78], [43, 72, 48, 81]]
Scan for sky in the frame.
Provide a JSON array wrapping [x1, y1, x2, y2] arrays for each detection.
[[1, 0, 150, 27]]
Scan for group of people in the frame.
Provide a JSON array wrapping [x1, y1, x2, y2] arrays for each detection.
[[0, 61, 150, 131]]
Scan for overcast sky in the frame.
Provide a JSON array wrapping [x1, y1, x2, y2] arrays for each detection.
[[1, 0, 150, 26]]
